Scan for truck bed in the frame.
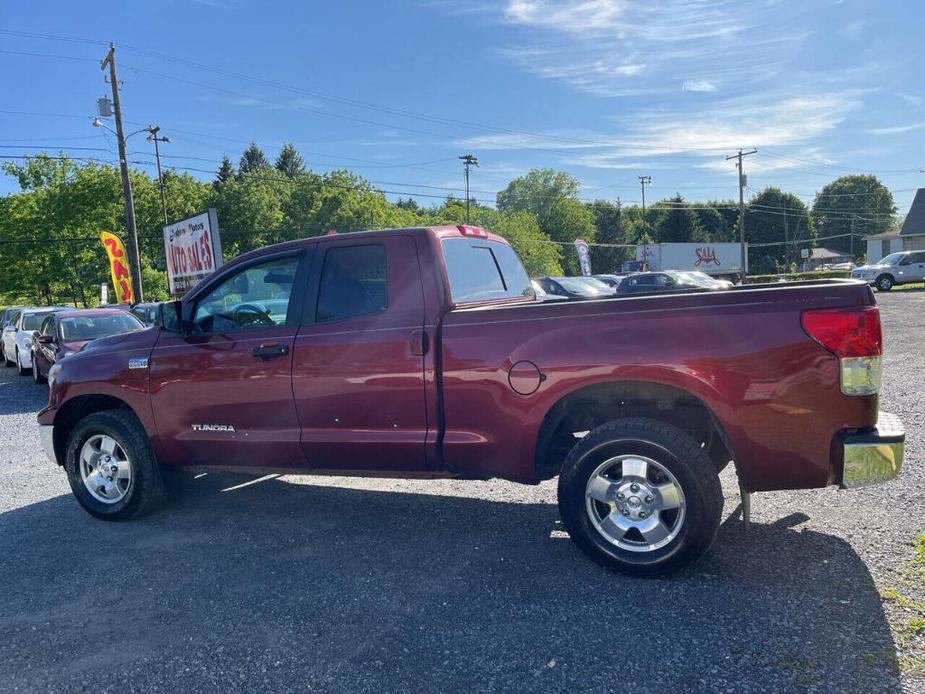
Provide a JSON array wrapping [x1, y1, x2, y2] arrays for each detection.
[[438, 279, 877, 490]]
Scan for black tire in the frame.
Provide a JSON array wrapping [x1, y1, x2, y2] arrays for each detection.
[[64, 410, 166, 520], [557, 418, 723, 577], [875, 274, 894, 291], [31, 354, 46, 384], [15, 349, 28, 376]]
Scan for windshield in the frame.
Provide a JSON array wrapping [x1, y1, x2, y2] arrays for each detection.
[[442, 237, 533, 302], [23, 313, 53, 331], [576, 277, 615, 293], [676, 271, 715, 286], [59, 313, 143, 341], [555, 277, 605, 296], [878, 253, 906, 266]]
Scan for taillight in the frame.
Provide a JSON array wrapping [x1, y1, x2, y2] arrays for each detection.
[[801, 307, 882, 396]]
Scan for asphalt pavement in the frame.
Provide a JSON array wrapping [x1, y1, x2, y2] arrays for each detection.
[[0, 292, 922, 693]]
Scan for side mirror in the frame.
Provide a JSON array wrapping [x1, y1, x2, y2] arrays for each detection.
[[36, 334, 54, 344], [159, 300, 185, 333]]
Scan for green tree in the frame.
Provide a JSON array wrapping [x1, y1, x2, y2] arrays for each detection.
[[585, 200, 628, 273], [238, 142, 270, 178], [695, 202, 736, 242], [747, 187, 815, 273], [654, 195, 704, 243], [274, 143, 305, 178], [215, 156, 235, 188], [497, 168, 595, 242], [812, 175, 896, 256]]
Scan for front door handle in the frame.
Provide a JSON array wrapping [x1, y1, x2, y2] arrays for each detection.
[[252, 343, 289, 360]]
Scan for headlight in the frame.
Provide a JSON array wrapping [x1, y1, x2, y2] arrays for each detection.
[[47, 363, 62, 388]]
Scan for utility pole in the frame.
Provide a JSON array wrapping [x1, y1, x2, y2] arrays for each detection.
[[459, 154, 478, 224], [638, 175, 651, 212], [146, 125, 171, 225], [726, 149, 757, 282], [101, 42, 143, 302]]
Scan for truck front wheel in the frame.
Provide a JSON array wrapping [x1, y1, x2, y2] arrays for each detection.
[[557, 418, 723, 576], [64, 410, 166, 520]]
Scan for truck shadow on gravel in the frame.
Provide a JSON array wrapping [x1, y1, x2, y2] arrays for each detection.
[[0, 474, 901, 693]]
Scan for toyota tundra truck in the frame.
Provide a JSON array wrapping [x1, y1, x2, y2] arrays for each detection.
[[37, 225, 905, 575]]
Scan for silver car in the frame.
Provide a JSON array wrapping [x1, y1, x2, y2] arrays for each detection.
[[2, 307, 68, 374], [851, 251, 925, 291]]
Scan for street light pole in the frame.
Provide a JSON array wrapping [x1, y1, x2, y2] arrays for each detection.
[[100, 42, 143, 303], [146, 125, 171, 225]]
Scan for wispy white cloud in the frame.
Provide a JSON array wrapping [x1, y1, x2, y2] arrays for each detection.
[[838, 19, 866, 40], [462, 1, 811, 98], [867, 122, 925, 136], [682, 79, 717, 93]]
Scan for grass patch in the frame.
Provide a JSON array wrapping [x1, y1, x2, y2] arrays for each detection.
[[870, 532, 925, 679]]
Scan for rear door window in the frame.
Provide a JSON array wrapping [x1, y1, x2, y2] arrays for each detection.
[[315, 245, 388, 322]]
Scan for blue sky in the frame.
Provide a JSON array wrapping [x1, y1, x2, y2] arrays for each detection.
[[1, 0, 923, 219]]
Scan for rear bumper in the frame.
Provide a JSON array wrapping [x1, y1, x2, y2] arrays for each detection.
[[840, 411, 904, 489]]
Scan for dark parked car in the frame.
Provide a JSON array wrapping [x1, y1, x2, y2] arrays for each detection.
[[592, 274, 630, 289], [534, 276, 613, 298], [31, 309, 145, 384], [1, 307, 23, 331], [615, 271, 706, 295]]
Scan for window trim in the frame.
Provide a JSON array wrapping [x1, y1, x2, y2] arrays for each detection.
[[304, 242, 389, 326], [187, 249, 310, 335]]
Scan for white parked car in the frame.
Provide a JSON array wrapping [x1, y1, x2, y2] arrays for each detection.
[[850, 251, 925, 291], [2, 307, 67, 374]]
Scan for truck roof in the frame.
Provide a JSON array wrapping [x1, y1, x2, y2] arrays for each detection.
[[228, 225, 509, 266]]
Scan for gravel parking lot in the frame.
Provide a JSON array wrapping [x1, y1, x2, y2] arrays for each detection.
[[0, 293, 921, 693]]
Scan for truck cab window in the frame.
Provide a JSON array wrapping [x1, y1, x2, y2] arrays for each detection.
[[441, 238, 532, 303], [316, 245, 387, 322], [192, 256, 299, 334]]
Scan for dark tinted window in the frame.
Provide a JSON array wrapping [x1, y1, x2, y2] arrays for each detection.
[[316, 245, 387, 322], [909, 252, 925, 263], [40, 316, 55, 336], [442, 238, 532, 302]]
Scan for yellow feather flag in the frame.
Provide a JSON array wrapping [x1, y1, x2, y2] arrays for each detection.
[[99, 230, 135, 304]]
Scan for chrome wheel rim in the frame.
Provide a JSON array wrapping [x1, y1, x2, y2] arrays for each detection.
[[585, 454, 686, 553], [79, 434, 132, 504]]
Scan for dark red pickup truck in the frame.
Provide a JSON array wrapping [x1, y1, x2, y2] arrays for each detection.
[[38, 225, 905, 575]]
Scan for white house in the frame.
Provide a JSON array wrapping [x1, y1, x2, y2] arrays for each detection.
[[864, 230, 902, 264], [864, 187, 925, 262]]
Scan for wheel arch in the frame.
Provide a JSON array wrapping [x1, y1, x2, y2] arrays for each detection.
[[535, 379, 736, 481], [51, 394, 141, 467]]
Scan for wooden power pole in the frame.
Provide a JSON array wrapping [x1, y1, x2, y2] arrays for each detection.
[[101, 42, 143, 302]]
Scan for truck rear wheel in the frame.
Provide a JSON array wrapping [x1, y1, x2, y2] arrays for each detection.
[[557, 418, 723, 576], [64, 410, 166, 521]]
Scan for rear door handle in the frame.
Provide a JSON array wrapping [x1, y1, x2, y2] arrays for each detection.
[[252, 343, 289, 360]]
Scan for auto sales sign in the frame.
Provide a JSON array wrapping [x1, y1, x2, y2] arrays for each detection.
[[163, 209, 224, 295]]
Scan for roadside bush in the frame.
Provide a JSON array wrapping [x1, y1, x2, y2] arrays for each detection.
[[746, 270, 851, 284]]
